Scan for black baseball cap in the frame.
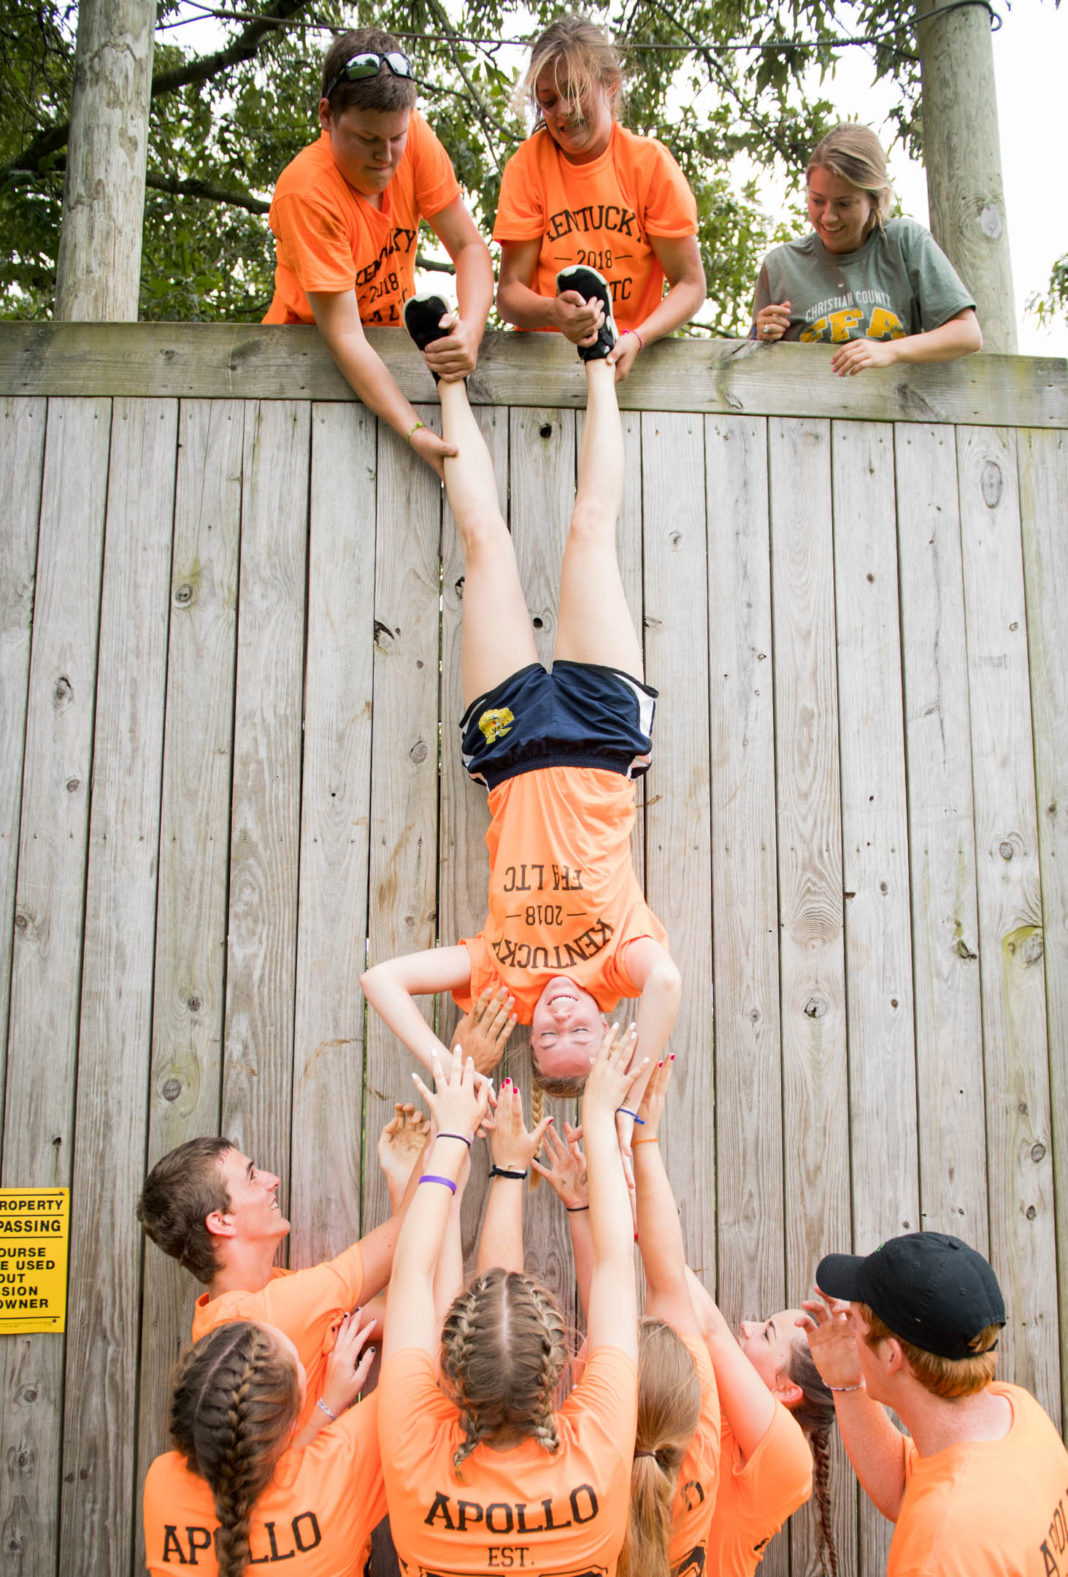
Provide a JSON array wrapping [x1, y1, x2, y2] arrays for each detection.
[[816, 1232, 1005, 1360]]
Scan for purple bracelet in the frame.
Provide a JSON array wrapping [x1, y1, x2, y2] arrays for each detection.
[[419, 1173, 457, 1194]]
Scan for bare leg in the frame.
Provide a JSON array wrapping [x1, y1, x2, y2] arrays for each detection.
[[439, 380, 538, 708], [553, 359, 643, 676]]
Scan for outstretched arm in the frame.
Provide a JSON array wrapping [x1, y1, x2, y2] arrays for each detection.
[[382, 1052, 490, 1359], [830, 308, 982, 376], [685, 1269, 778, 1462], [583, 1025, 646, 1361], [307, 289, 457, 479], [496, 239, 604, 343], [533, 1121, 593, 1316], [800, 1290, 908, 1518], [360, 946, 473, 1075], [422, 198, 493, 381], [627, 937, 682, 1069], [476, 1080, 553, 1276], [633, 1058, 699, 1336], [607, 233, 706, 380]]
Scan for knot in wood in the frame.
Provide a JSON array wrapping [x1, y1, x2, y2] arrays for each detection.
[[187, 994, 202, 1012], [980, 461, 1003, 508], [1021, 932, 1043, 965], [53, 675, 72, 707], [1031, 1143, 1046, 1163], [161, 1078, 182, 1102], [14, 911, 28, 932], [803, 995, 827, 1018], [66, 777, 79, 794], [1026, 1205, 1037, 1220], [374, 619, 395, 650], [173, 582, 194, 606], [998, 840, 1014, 860], [539, 422, 553, 439], [410, 739, 428, 764]]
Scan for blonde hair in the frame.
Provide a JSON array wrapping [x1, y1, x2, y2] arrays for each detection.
[[617, 1319, 701, 1577], [858, 1303, 1000, 1398], [785, 1337, 839, 1576], [521, 14, 622, 122], [440, 1268, 569, 1475], [807, 123, 893, 225], [168, 1322, 300, 1577]]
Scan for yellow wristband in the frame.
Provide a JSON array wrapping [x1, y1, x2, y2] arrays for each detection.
[[405, 419, 425, 446]]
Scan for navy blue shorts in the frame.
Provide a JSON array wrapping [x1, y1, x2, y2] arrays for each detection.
[[460, 661, 657, 790]]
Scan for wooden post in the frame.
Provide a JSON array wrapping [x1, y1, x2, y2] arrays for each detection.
[[54, 0, 156, 322], [915, 0, 1017, 353]]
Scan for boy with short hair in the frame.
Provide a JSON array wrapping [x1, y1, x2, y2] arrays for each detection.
[[264, 26, 493, 477], [803, 1231, 1068, 1576]]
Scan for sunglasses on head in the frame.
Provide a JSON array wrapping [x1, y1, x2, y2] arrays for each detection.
[[324, 50, 414, 101]]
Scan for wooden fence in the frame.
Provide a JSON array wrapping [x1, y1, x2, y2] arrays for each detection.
[[0, 322, 1066, 1577]]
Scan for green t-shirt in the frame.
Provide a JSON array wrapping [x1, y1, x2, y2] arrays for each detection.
[[752, 216, 976, 343]]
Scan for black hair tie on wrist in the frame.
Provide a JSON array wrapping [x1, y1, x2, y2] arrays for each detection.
[[489, 1165, 528, 1180]]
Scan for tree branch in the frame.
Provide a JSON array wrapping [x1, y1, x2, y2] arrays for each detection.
[[0, 0, 314, 183], [145, 170, 270, 212]]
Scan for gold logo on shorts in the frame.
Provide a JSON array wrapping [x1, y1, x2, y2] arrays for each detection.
[[478, 707, 514, 743]]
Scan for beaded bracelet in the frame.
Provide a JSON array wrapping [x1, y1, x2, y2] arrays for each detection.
[[317, 1398, 339, 1421], [419, 1173, 457, 1194], [489, 1165, 528, 1180], [827, 1381, 863, 1393]]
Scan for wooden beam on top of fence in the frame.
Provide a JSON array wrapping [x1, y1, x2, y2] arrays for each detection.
[[957, 425, 1058, 1413], [0, 399, 45, 1141], [1017, 427, 1068, 1437], [2, 323, 1065, 431], [60, 395, 177, 1577], [1, 397, 111, 1577]]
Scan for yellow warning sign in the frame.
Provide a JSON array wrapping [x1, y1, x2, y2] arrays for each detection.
[[0, 1189, 70, 1334]]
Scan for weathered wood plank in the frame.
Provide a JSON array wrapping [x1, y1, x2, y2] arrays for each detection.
[[894, 424, 987, 1244], [135, 398, 245, 1565], [640, 410, 715, 1277], [506, 404, 577, 1299], [289, 402, 378, 1266], [957, 425, 1058, 1410], [833, 419, 917, 1576], [59, 397, 177, 1577], [363, 409, 443, 1234], [222, 402, 309, 1164], [1018, 426, 1068, 1434], [439, 405, 507, 1273], [703, 411, 786, 1574], [768, 416, 856, 1577], [833, 420, 920, 1239], [2, 322, 1065, 429], [0, 398, 45, 1142], [0, 397, 111, 1577]]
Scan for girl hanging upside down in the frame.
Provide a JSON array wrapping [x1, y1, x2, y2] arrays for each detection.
[[361, 278, 681, 1091]]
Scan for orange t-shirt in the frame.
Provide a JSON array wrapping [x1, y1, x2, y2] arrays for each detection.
[[493, 123, 698, 331], [455, 765, 669, 1022], [192, 1244, 365, 1432], [669, 1336, 722, 1572], [701, 1403, 812, 1577], [264, 112, 460, 326], [888, 1383, 1068, 1576], [378, 1343, 638, 1575], [143, 1391, 387, 1576]]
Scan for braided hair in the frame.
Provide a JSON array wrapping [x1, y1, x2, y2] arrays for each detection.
[[617, 1318, 701, 1577], [786, 1339, 839, 1577], [168, 1321, 301, 1577], [440, 1268, 569, 1476]]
